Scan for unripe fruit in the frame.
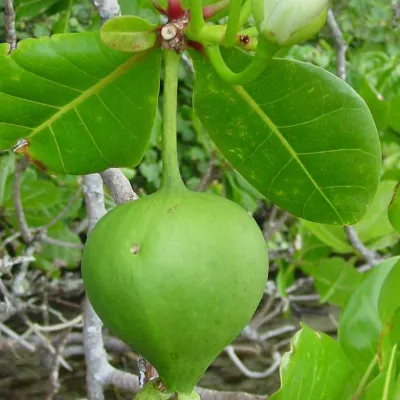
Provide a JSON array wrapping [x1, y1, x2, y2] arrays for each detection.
[[252, 0, 328, 46], [82, 188, 268, 394]]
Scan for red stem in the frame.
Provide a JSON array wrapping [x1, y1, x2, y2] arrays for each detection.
[[202, 0, 230, 19], [167, 0, 186, 19]]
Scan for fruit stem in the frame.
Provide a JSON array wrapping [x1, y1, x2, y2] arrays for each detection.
[[160, 50, 185, 192], [224, 0, 242, 47]]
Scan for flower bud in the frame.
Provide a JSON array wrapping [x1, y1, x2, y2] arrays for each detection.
[[252, 0, 329, 46]]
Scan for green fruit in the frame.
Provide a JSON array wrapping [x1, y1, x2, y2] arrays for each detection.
[[82, 188, 268, 394]]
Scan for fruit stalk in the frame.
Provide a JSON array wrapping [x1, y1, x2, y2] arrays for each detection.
[[161, 50, 185, 191]]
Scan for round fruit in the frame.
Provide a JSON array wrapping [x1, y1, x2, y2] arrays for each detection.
[[81, 188, 268, 394]]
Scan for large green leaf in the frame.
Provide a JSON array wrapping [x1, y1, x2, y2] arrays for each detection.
[[270, 324, 355, 400], [301, 257, 363, 308], [338, 257, 400, 378], [191, 49, 381, 225], [0, 32, 161, 174]]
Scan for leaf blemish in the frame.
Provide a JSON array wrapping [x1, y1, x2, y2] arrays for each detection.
[[130, 244, 140, 255]]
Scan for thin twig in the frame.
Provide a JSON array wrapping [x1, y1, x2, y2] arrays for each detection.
[[42, 236, 83, 249], [327, 9, 348, 81], [0, 255, 36, 273], [47, 328, 72, 400], [264, 210, 290, 241], [12, 245, 36, 295], [225, 346, 281, 379], [0, 320, 36, 352], [24, 317, 72, 371], [100, 168, 138, 205], [13, 159, 32, 244], [35, 315, 83, 332], [196, 153, 216, 191], [258, 325, 296, 341], [4, 0, 16, 50], [90, 0, 121, 24], [344, 226, 380, 265]]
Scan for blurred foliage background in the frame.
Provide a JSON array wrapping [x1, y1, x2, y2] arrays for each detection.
[[0, 0, 400, 399]]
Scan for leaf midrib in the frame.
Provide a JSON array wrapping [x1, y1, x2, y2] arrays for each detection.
[[26, 50, 149, 141], [234, 85, 344, 225]]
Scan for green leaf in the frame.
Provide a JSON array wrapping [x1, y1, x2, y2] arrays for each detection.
[[304, 180, 398, 253], [302, 221, 351, 253], [40, 224, 82, 268], [293, 227, 330, 263], [52, 0, 73, 34], [276, 261, 295, 297], [224, 171, 260, 213], [359, 78, 390, 131], [15, 0, 63, 20], [389, 96, 400, 132], [100, 16, 158, 53], [378, 261, 400, 323], [191, 49, 381, 225], [118, 0, 159, 23], [338, 257, 400, 378], [3, 169, 60, 210], [2, 170, 81, 227], [270, 324, 355, 400], [0, 32, 161, 174], [388, 182, 400, 234], [359, 344, 397, 400], [355, 180, 397, 247], [301, 257, 363, 308]]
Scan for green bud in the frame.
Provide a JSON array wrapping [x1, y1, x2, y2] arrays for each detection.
[[252, 0, 329, 46]]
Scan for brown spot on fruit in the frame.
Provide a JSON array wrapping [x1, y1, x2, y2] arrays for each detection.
[[239, 35, 250, 44], [130, 244, 140, 254]]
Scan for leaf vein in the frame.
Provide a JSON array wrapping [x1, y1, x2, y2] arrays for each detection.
[[234, 85, 345, 225], [74, 107, 111, 165], [10, 56, 83, 93], [0, 91, 60, 109], [48, 125, 66, 173]]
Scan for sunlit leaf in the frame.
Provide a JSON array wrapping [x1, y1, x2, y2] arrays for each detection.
[[191, 49, 381, 225], [338, 257, 400, 378], [270, 324, 355, 400], [0, 32, 161, 174], [301, 257, 363, 307]]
